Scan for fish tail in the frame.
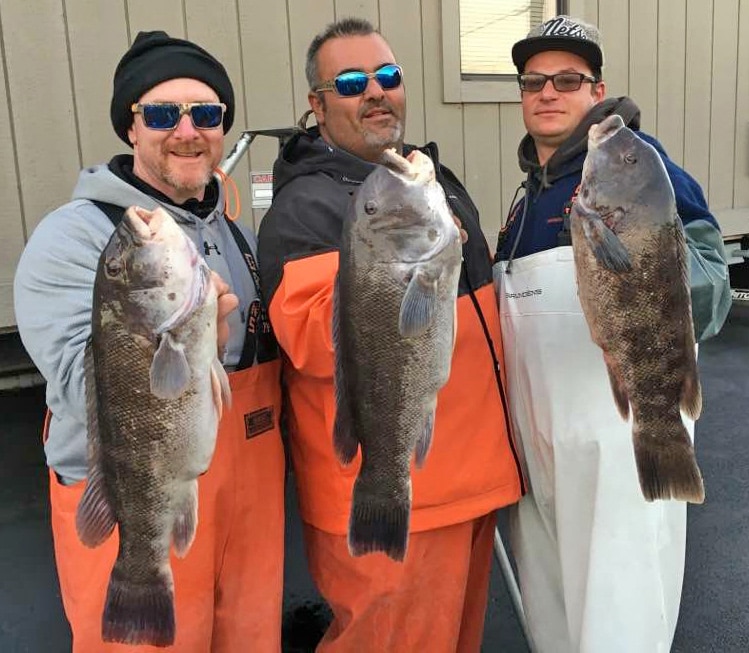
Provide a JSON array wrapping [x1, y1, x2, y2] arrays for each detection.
[[102, 565, 175, 647], [348, 475, 410, 562], [633, 419, 705, 504]]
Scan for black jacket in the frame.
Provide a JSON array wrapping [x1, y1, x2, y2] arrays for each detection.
[[258, 127, 494, 304]]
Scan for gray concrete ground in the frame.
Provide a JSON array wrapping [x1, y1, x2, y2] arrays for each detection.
[[1, 302, 747, 652]]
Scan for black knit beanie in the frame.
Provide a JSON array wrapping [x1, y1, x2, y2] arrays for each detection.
[[110, 30, 235, 146]]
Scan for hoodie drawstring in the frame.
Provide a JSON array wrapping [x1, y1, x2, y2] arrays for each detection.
[[505, 172, 533, 273], [213, 167, 241, 221]]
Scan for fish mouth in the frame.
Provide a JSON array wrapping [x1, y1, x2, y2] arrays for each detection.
[[122, 206, 190, 255], [123, 206, 159, 242], [379, 149, 434, 185], [588, 114, 625, 148]]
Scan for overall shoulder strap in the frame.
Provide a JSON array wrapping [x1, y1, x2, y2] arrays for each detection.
[[91, 200, 125, 226], [224, 218, 279, 368]]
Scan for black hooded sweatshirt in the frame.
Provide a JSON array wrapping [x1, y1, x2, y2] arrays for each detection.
[[257, 126, 494, 303]]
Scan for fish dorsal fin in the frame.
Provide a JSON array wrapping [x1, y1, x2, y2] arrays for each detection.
[[77, 339, 117, 547], [332, 275, 360, 464], [150, 332, 191, 399]]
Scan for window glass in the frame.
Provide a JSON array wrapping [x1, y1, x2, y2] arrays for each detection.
[[460, 0, 561, 77]]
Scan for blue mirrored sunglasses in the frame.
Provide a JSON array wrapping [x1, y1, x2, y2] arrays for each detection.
[[130, 102, 226, 130], [314, 64, 403, 97]]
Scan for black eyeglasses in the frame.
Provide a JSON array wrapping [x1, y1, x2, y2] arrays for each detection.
[[517, 72, 599, 93], [131, 102, 226, 130], [314, 64, 403, 97]]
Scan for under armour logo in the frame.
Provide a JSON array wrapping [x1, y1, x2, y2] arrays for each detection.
[[204, 242, 221, 256]]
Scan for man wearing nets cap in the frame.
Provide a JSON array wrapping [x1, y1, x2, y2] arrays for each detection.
[[493, 15, 731, 653], [14, 31, 285, 650]]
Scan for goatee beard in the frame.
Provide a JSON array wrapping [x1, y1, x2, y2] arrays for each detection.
[[162, 167, 213, 198], [363, 121, 403, 151]]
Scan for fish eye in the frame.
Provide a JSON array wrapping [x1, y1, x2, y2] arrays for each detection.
[[364, 200, 378, 215], [624, 152, 637, 164], [105, 258, 123, 278]]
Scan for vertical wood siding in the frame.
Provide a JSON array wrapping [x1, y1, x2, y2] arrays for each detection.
[[1, 0, 747, 328]]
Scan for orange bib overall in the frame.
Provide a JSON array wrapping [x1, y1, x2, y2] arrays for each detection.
[[47, 359, 286, 653]]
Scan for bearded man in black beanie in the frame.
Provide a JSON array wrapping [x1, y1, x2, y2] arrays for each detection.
[[14, 31, 286, 651]]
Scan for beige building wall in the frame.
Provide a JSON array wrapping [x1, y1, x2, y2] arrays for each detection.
[[1, 0, 747, 329]]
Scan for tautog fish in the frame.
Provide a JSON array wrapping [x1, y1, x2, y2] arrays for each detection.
[[333, 149, 462, 561], [571, 114, 704, 503], [76, 206, 231, 646]]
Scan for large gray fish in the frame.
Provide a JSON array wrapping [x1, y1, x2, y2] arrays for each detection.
[[571, 114, 704, 503], [76, 206, 231, 646], [333, 149, 462, 561]]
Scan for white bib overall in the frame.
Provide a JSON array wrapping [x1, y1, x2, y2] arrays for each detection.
[[494, 247, 690, 653]]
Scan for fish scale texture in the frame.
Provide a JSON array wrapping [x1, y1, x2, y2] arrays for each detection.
[[341, 265, 455, 494], [575, 223, 697, 426], [91, 306, 218, 573]]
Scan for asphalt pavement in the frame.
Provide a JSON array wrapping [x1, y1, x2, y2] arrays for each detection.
[[1, 302, 747, 652]]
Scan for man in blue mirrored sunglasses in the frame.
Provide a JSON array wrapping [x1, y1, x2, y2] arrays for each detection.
[[304, 23, 407, 164], [130, 101, 227, 131], [14, 29, 286, 652], [313, 63, 403, 98], [258, 16, 523, 653]]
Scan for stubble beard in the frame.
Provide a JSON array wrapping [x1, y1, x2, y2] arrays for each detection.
[[363, 119, 404, 152], [158, 158, 214, 199]]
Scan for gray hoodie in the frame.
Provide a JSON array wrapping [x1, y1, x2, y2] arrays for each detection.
[[14, 161, 259, 482]]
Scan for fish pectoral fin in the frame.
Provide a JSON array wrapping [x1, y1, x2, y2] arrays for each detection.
[[84, 338, 100, 443], [580, 209, 633, 273], [414, 407, 436, 468], [150, 333, 191, 399], [156, 263, 211, 334], [399, 269, 438, 338], [211, 357, 232, 420], [602, 352, 630, 420], [172, 482, 198, 557], [75, 464, 116, 547]]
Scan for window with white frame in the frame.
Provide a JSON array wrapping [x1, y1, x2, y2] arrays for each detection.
[[442, 0, 572, 103], [461, 0, 560, 77]]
